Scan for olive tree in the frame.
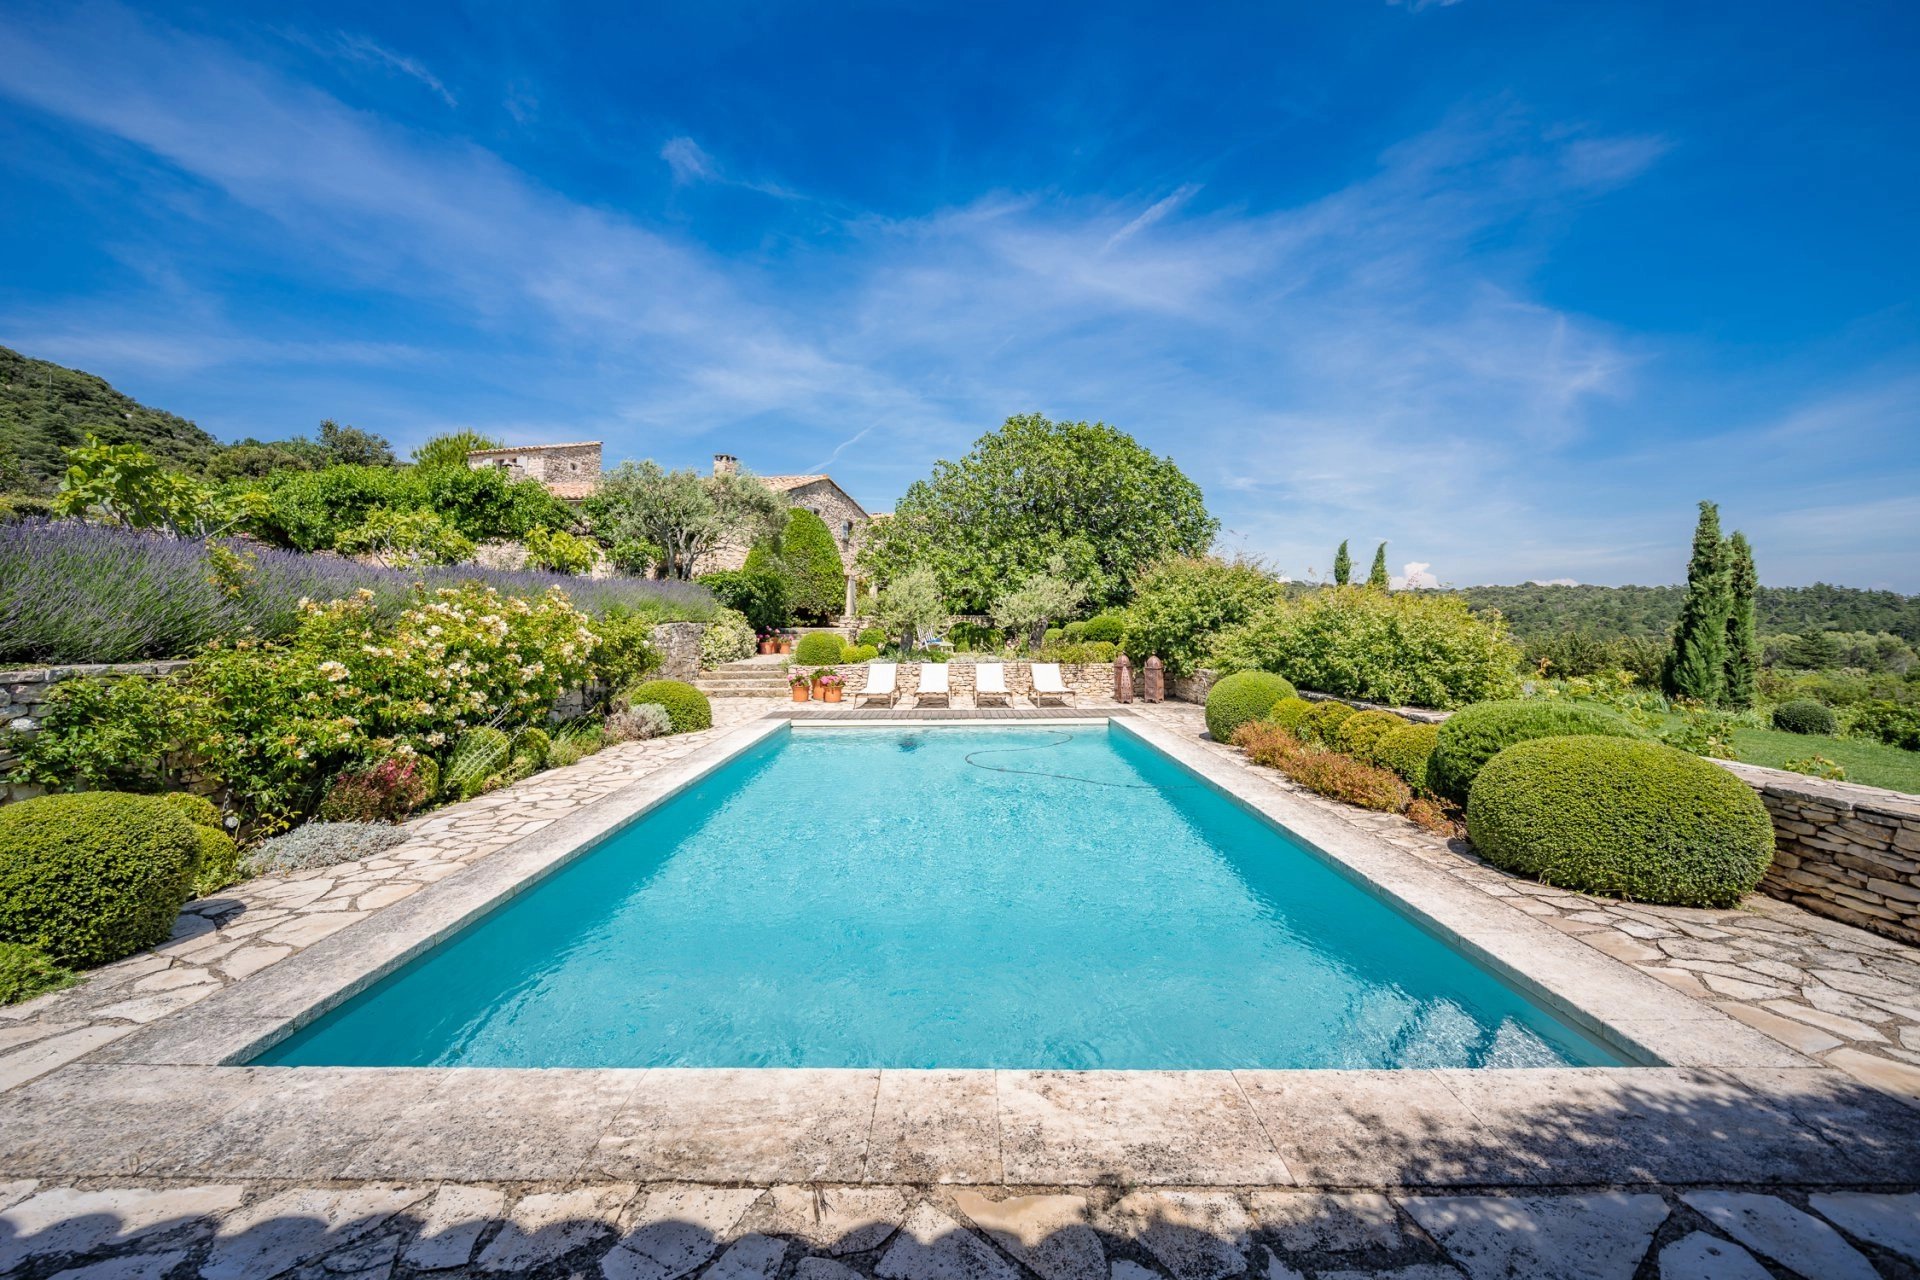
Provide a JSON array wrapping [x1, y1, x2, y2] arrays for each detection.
[[991, 555, 1088, 652], [584, 461, 784, 580], [874, 566, 949, 655]]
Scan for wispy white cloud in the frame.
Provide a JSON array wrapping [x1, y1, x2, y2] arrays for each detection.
[[660, 136, 718, 184]]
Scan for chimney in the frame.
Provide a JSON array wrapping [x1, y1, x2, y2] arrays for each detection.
[[712, 453, 739, 477]]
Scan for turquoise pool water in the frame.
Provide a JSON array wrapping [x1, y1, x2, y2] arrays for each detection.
[[256, 725, 1624, 1069]]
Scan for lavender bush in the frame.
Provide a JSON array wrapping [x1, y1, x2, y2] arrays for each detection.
[[0, 519, 715, 664]]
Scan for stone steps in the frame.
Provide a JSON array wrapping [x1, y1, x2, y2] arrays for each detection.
[[694, 658, 793, 699]]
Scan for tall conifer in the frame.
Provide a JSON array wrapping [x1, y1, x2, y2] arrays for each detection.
[[1722, 530, 1759, 708], [1332, 540, 1352, 586], [1368, 542, 1389, 589], [1661, 501, 1731, 703]]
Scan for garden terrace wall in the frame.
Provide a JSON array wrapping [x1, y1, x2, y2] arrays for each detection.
[[1, 661, 195, 802], [1175, 669, 1920, 948]]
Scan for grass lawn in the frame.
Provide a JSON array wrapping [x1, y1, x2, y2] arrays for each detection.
[[1666, 718, 1920, 795]]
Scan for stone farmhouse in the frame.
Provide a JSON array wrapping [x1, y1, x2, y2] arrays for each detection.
[[466, 442, 875, 616]]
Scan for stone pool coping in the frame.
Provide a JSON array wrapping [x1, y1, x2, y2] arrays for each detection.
[[7, 711, 1918, 1189]]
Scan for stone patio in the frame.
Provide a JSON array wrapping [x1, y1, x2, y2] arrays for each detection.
[[3, 698, 1920, 1279]]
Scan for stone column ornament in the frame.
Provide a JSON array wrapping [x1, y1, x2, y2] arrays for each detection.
[[1113, 653, 1133, 703], [1144, 655, 1165, 703]]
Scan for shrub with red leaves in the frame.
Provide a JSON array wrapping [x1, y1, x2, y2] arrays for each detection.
[[317, 755, 433, 823]]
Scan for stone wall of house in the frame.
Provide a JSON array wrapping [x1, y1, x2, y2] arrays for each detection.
[[465, 441, 602, 487], [1174, 667, 1920, 946]]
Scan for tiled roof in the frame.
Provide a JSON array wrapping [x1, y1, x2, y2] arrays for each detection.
[[467, 442, 601, 456], [757, 474, 830, 491], [544, 480, 600, 500]]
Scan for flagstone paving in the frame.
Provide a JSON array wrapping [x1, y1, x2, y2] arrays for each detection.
[[3, 699, 1920, 1279]]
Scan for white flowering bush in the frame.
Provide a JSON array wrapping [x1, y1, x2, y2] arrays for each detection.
[[699, 606, 757, 668], [192, 583, 596, 827]]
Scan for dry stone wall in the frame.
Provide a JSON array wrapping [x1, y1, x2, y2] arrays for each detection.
[[1173, 666, 1920, 946]]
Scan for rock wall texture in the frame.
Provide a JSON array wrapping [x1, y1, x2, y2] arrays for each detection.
[[1174, 666, 1920, 946], [0, 662, 195, 802], [650, 622, 707, 682]]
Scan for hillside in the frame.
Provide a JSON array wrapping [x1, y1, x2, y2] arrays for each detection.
[[0, 345, 218, 491], [1453, 582, 1920, 644]]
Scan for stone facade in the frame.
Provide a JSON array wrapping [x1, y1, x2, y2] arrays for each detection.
[[696, 456, 872, 616], [465, 441, 603, 501]]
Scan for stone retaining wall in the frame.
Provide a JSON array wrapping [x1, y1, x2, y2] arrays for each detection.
[[1175, 667, 1920, 947], [649, 621, 706, 682]]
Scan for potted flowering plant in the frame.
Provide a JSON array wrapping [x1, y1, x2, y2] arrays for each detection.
[[813, 668, 845, 703], [788, 670, 813, 702], [758, 630, 778, 655], [777, 632, 794, 654]]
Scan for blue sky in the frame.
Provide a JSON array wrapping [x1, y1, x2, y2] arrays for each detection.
[[2, 2, 1916, 589]]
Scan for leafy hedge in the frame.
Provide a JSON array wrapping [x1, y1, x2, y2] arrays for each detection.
[[0, 941, 76, 1006], [625, 679, 712, 734], [1427, 699, 1648, 802], [1771, 699, 1836, 735], [1265, 696, 1314, 732], [1849, 699, 1920, 750], [1375, 722, 1442, 792], [1212, 586, 1520, 709], [1205, 671, 1298, 742], [1466, 736, 1774, 907], [1299, 700, 1355, 745], [0, 793, 201, 966], [793, 631, 846, 665], [1235, 722, 1412, 812], [1333, 709, 1407, 762], [1121, 557, 1285, 675], [698, 569, 791, 632]]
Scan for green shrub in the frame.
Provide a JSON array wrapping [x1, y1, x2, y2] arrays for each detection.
[[1061, 622, 1086, 642], [1237, 722, 1412, 812], [1299, 700, 1355, 745], [1848, 699, 1920, 751], [513, 726, 551, 768], [1785, 754, 1846, 781], [745, 509, 845, 620], [793, 632, 847, 666], [0, 941, 77, 1006], [1213, 586, 1521, 709], [7, 674, 208, 795], [1375, 722, 1442, 792], [1770, 699, 1837, 735], [857, 627, 888, 649], [1081, 612, 1128, 644], [1428, 700, 1648, 803], [1466, 736, 1774, 907], [624, 679, 712, 734], [1333, 709, 1407, 762], [545, 723, 605, 768], [190, 826, 243, 898], [590, 608, 663, 692], [321, 755, 436, 820], [1041, 626, 1065, 648], [1205, 671, 1299, 742], [242, 821, 410, 877], [1265, 696, 1315, 732], [157, 792, 222, 830], [699, 606, 758, 669], [697, 569, 791, 632], [523, 525, 598, 575], [843, 644, 880, 663], [1122, 556, 1286, 675], [0, 793, 200, 966], [446, 727, 513, 799], [1038, 641, 1119, 664]]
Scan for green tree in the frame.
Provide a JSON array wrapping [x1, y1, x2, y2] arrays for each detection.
[[334, 507, 475, 568], [51, 437, 254, 537], [1367, 543, 1389, 590], [874, 566, 950, 654], [858, 413, 1216, 611], [745, 508, 845, 620], [1661, 501, 1732, 703], [584, 460, 784, 580], [1120, 556, 1286, 675], [991, 554, 1090, 652], [317, 420, 396, 467], [1785, 629, 1843, 670], [1332, 540, 1352, 586], [1722, 530, 1759, 708], [411, 430, 502, 470]]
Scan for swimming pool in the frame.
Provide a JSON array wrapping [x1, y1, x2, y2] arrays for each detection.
[[256, 723, 1625, 1069]]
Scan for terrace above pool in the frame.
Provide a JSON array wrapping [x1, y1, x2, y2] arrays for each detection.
[[256, 723, 1627, 1070]]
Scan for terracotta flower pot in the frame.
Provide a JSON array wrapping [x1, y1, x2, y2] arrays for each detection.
[[790, 685, 811, 702], [778, 640, 793, 654], [759, 640, 776, 655], [821, 686, 843, 703]]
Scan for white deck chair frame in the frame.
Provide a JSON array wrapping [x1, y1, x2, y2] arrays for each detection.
[[916, 662, 952, 707], [1030, 662, 1075, 706], [855, 662, 899, 708], [974, 663, 1011, 707]]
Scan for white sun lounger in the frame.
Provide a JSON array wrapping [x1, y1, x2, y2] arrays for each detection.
[[975, 663, 1010, 707], [1030, 662, 1074, 706], [856, 662, 898, 708], [917, 662, 951, 707]]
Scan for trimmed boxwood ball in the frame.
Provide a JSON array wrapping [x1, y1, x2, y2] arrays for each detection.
[[1299, 700, 1355, 745], [1375, 722, 1442, 792], [512, 726, 552, 767], [1771, 699, 1837, 736], [1428, 699, 1647, 803], [1205, 671, 1299, 742], [1334, 709, 1407, 763], [190, 826, 242, 898], [1467, 735, 1774, 908], [0, 793, 200, 967], [625, 679, 712, 734], [1265, 696, 1315, 733], [793, 632, 846, 666], [1080, 613, 1128, 643], [157, 792, 222, 830], [856, 627, 888, 649], [843, 644, 880, 663]]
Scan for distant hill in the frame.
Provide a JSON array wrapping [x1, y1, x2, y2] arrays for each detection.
[[1453, 583, 1920, 645], [0, 345, 218, 491]]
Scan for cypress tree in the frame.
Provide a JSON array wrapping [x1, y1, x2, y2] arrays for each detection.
[[1332, 540, 1352, 586], [1660, 501, 1731, 703], [1367, 542, 1389, 590], [1722, 530, 1759, 709], [745, 508, 846, 620]]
